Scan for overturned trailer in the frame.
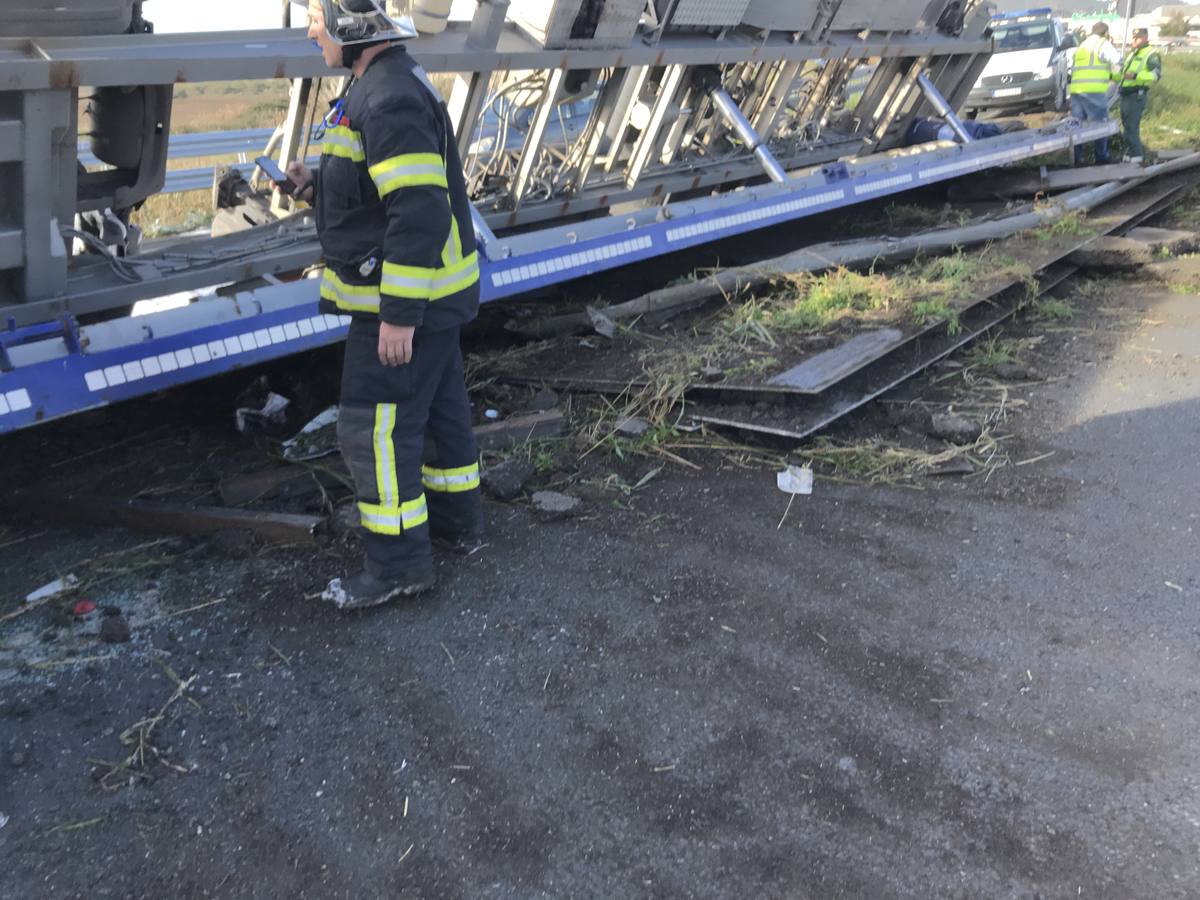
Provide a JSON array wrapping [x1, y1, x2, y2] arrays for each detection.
[[0, 0, 1115, 432]]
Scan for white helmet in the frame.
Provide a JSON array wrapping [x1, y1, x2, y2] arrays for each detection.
[[318, 0, 418, 45]]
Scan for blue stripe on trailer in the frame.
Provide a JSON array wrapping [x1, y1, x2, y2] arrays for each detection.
[[0, 122, 1118, 434], [0, 291, 347, 431]]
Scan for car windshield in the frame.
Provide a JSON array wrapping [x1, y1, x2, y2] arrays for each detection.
[[992, 22, 1054, 51]]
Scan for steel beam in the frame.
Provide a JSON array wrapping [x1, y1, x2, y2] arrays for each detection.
[[0, 27, 990, 91], [509, 67, 565, 209]]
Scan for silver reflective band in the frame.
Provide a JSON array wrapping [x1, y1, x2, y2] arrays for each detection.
[[360, 500, 428, 530], [381, 258, 479, 294], [423, 472, 478, 487]]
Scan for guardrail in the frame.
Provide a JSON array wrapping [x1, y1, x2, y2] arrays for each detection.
[[78, 127, 318, 195]]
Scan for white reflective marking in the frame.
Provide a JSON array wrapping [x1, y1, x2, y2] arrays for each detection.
[[158, 352, 178, 373], [283, 323, 300, 341], [122, 361, 145, 382], [239, 334, 257, 352], [0, 394, 9, 414], [253, 329, 272, 347], [7, 389, 30, 412], [103, 365, 126, 386], [84, 370, 107, 392], [208, 340, 226, 360], [175, 348, 196, 367], [223, 337, 241, 355], [142, 356, 162, 378], [191, 344, 211, 364]]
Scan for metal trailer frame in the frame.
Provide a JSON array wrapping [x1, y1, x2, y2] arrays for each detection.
[[0, 117, 1116, 433], [0, 0, 1117, 433]]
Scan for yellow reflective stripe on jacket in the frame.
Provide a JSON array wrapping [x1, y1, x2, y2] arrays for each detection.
[[322, 125, 365, 162], [373, 403, 398, 509], [440, 197, 465, 268], [369, 152, 448, 197], [1123, 47, 1159, 87], [358, 496, 429, 535], [320, 269, 381, 313], [421, 462, 481, 493], [380, 252, 480, 301], [1071, 43, 1113, 93]]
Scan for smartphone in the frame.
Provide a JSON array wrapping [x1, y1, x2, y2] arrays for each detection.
[[256, 156, 299, 196]]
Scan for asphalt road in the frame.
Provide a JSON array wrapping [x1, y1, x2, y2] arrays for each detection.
[[1, 279, 1198, 898]]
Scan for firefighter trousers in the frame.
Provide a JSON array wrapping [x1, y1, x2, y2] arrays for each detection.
[[337, 318, 483, 581]]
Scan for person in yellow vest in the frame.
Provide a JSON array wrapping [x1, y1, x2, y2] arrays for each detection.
[[1119, 28, 1162, 163], [1068, 22, 1122, 165]]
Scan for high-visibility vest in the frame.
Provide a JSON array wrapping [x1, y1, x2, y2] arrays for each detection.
[[1121, 45, 1160, 91], [1070, 36, 1115, 95]]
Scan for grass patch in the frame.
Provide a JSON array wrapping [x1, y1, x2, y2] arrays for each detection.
[[1143, 54, 1200, 150], [964, 333, 1016, 369], [1032, 297, 1074, 321], [794, 431, 1007, 485], [1031, 209, 1093, 240]]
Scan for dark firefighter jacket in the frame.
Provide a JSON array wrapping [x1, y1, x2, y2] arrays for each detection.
[[314, 44, 480, 332]]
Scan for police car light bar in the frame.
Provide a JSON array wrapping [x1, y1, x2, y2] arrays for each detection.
[[992, 8, 1053, 19]]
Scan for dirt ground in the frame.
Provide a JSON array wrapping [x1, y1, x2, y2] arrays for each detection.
[[2, 252, 1199, 897]]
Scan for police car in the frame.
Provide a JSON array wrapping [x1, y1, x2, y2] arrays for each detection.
[[965, 9, 1076, 114]]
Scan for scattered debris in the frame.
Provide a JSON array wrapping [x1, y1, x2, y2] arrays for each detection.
[[531, 491, 582, 517], [776, 466, 814, 495], [1067, 236, 1154, 271], [25, 575, 79, 604], [0, 812, 8, 831], [991, 362, 1044, 381], [481, 458, 536, 501], [928, 413, 983, 445], [587, 306, 617, 339], [474, 409, 565, 451], [700, 365, 725, 382], [234, 377, 291, 434], [616, 416, 651, 437], [528, 387, 559, 411], [282, 406, 339, 462], [484, 409, 501, 420], [72, 600, 97, 617], [90, 660, 198, 790], [99, 612, 132, 644]]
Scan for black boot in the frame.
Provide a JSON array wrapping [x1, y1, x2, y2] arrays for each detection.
[[321, 568, 436, 610]]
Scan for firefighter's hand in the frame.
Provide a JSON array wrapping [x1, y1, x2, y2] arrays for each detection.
[[283, 161, 315, 203], [378, 322, 415, 367]]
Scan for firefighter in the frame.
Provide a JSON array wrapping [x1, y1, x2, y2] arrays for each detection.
[[1068, 22, 1122, 165], [287, 0, 483, 609], [1119, 28, 1162, 163]]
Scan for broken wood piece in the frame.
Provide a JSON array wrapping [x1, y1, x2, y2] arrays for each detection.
[[4, 492, 322, 545], [219, 466, 311, 507], [473, 409, 565, 451], [948, 162, 1144, 201]]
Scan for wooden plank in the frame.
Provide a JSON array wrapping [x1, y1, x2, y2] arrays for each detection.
[[6, 493, 322, 544], [473, 409, 565, 450]]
